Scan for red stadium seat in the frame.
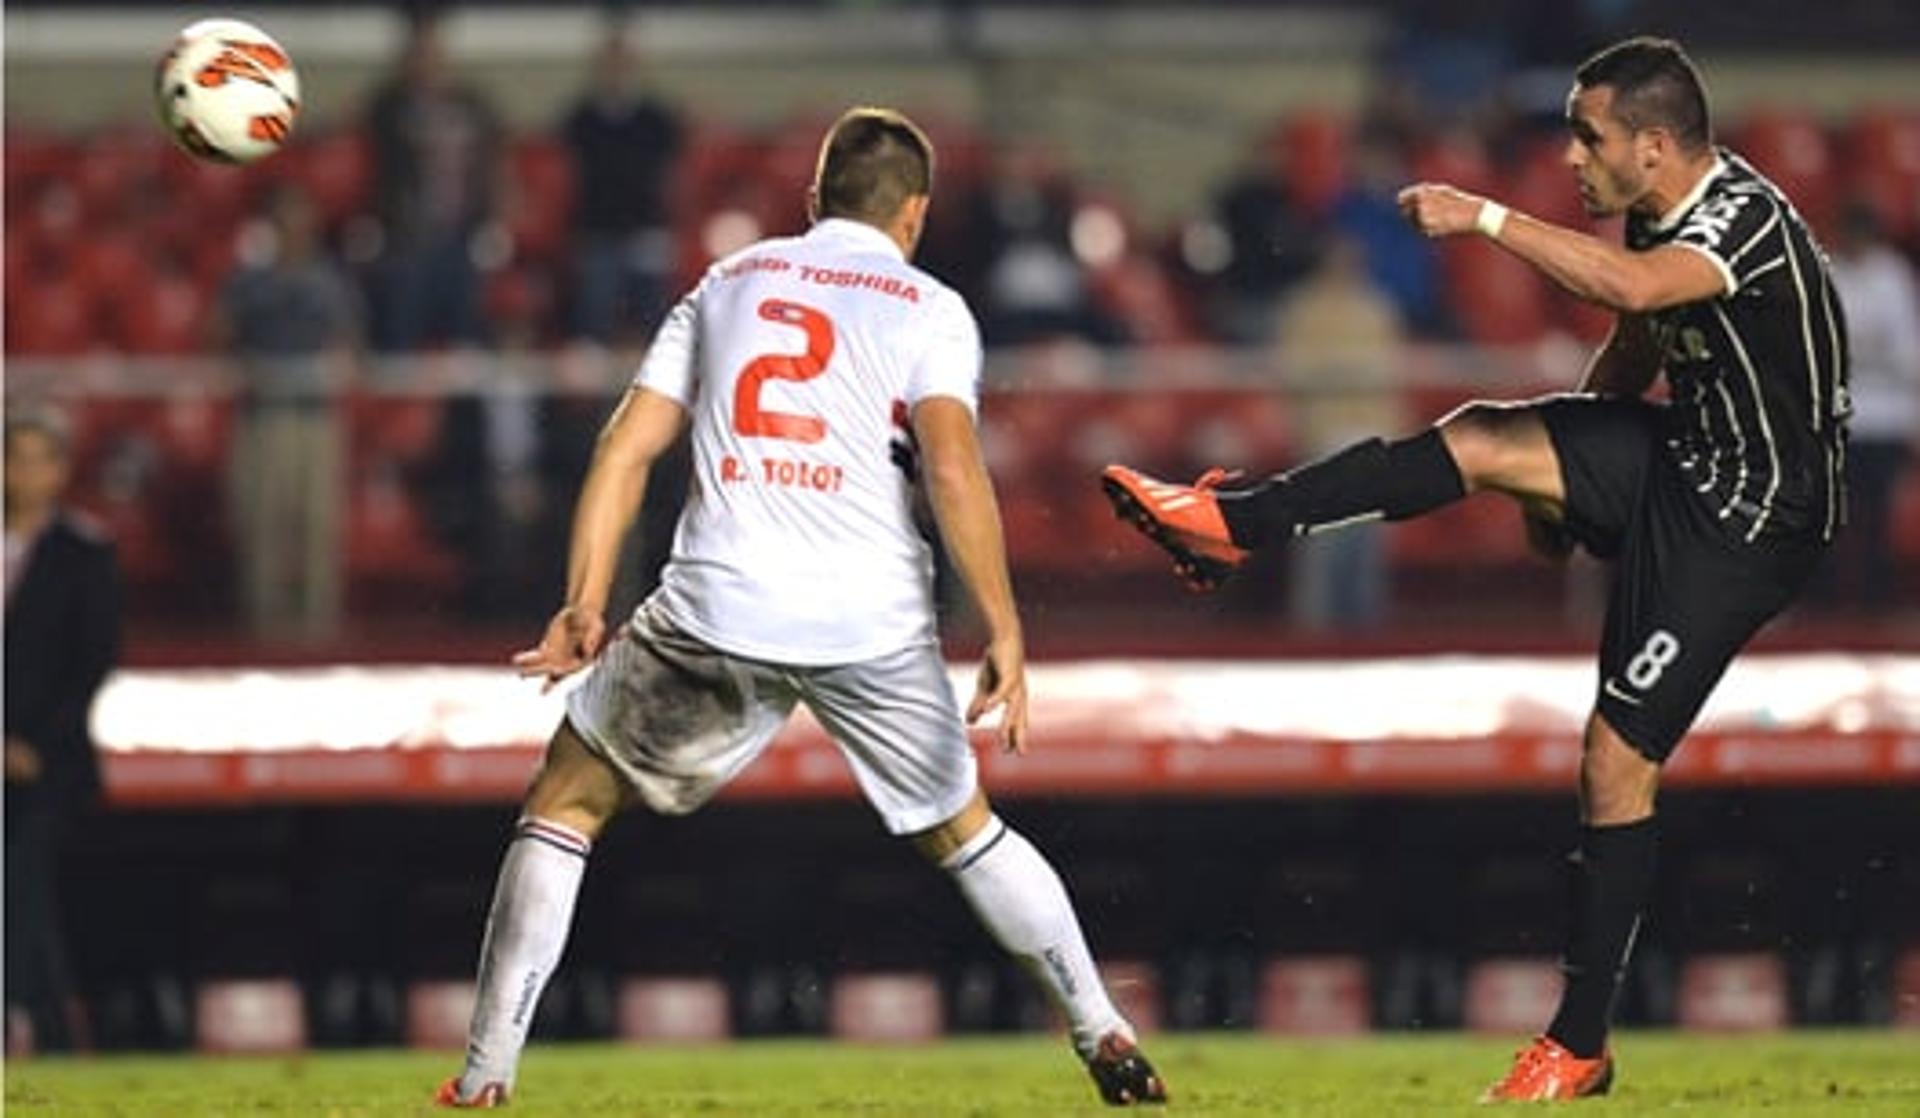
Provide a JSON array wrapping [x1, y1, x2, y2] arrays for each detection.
[[1089, 254, 1204, 348], [72, 234, 158, 308], [345, 469, 460, 598], [1844, 108, 1920, 244], [71, 129, 170, 221], [1408, 131, 1498, 197], [507, 136, 576, 263], [287, 129, 374, 229], [115, 270, 210, 354], [1507, 136, 1586, 229], [1440, 240, 1552, 346], [4, 271, 99, 355], [1737, 109, 1839, 233]]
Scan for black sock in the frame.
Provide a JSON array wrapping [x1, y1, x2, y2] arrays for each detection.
[[1546, 817, 1658, 1058], [1216, 430, 1466, 550]]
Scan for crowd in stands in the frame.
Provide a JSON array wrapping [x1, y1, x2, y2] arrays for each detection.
[[5, 15, 1917, 639]]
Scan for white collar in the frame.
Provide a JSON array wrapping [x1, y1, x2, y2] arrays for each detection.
[[1650, 154, 1728, 233], [808, 217, 906, 261]]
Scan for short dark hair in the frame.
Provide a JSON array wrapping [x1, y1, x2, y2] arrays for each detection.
[[4, 406, 71, 457], [1575, 36, 1712, 154], [814, 107, 934, 224]]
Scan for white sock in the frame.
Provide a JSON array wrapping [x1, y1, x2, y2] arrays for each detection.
[[943, 815, 1129, 1058], [457, 817, 591, 1097]]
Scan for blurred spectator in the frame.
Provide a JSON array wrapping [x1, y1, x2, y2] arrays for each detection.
[[212, 185, 362, 640], [1273, 238, 1407, 628], [1208, 150, 1323, 344], [1331, 127, 1451, 337], [562, 29, 684, 345], [5, 410, 121, 1052], [364, 13, 504, 350], [1828, 200, 1920, 609], [425, 277, 551, 619], [970, 144, 1123, 347]]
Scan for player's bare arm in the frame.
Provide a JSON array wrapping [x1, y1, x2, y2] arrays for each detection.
[[1578, 313, 1662, 398], [513, 386, 687, 690], [912, 395, 1030, 755], [1398, 182, 1727, 313]]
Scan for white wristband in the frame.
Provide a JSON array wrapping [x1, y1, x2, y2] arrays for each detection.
[[1476, 201, 1509, 239]]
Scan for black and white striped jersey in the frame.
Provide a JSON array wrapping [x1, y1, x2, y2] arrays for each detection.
[[1625, 148, 1850, 544]]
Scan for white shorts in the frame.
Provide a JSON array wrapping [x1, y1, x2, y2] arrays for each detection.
[[564, 601, 978, 835]]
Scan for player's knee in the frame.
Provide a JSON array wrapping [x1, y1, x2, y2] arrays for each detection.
[[1438, 403, 1525, 491], [524, 726, 625, 836]]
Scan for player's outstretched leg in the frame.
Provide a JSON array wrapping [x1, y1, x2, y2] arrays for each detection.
[[437, 723, 622, 1108], [1103, 429, 1466, 588], [927, 800, 1167, 1106]]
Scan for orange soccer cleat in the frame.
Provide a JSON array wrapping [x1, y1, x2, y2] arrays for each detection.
[[1099, 465, 1249, 590], [434, 1078, 509, 1108], [1480, 1035, 1615, 1102]]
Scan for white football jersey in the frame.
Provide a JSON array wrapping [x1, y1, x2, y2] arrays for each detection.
[[633, 218, 982, 665]]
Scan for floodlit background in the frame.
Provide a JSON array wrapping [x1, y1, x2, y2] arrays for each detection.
[[4, 0, 1917, 1057]]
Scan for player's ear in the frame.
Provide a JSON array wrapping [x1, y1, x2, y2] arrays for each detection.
[[806, 184, 821, 225]]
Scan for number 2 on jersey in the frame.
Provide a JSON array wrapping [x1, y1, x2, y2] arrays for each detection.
[[734, 299, 835, 443]]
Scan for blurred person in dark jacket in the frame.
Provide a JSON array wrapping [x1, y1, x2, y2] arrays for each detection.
[[4, 409, 122, 1052], [364, 11, 505, 350], [563, 29, 683, 345]]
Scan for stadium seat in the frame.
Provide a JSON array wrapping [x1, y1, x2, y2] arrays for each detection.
[[617, 977, 731, 1043], [115, 269, 210, 354], [1088, 253, 1204, 347], [71, 234, 157, 309], [71, 128, 169, 222], [1677, 953, 1790, 1031], [1440, 239, 1552, 346], [1462, 957, 1560, 1033], [1506, 136, 1586, 229], [828, 972, 944, 1043], [507, 136, 576, 264], [1408, 131, 1498, 197], [287, 129, 373, 229], [405, 981, 477, 1050], [1257, 956, 1371, 1035], [195, 979, 307, 1054], [1737, 109, 1839, 233], [4, 271, 98, 355]]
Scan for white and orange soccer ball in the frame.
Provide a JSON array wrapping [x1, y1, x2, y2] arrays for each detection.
[[154, 18, 300, 164]]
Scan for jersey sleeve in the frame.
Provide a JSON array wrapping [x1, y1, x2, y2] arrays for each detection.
[[631, 269, 710, 404], [1670, 190, 1783, 298], [904, 289, 982, 416]]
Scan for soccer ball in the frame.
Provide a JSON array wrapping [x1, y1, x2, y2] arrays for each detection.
[[154, 19, 300, 165]]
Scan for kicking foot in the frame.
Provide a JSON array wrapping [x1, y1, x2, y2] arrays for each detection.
[[1100, 465, 1249, 591]]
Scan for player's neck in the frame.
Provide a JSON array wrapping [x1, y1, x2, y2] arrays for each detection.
[[1636, 151, 1720, 225]]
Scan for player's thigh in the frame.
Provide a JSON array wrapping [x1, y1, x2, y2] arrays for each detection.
[[523, 719, 630, 838], [1437, 398, 1564, 503], [564, 604, 797, 819], [1592, 472, 1822, 762], [801, 642, 979, 838], [1529, 394, 1665, 556]]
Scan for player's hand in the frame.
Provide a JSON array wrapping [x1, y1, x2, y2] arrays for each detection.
[[966, 635, 1030, 756], [4, 736, 42, 784], [1397, 182, 1488, 239], [512, 605, 607, 693]]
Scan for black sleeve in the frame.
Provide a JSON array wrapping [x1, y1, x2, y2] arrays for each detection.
[[1670, 189, 1784, 296]]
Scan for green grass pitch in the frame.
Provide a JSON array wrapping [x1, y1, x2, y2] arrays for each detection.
[[7, 1031, 1918, 1116]]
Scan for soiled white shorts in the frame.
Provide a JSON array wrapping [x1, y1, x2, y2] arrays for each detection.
[[565, 601, 978, 835]]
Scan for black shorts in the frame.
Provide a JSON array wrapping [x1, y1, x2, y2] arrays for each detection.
[[1538, 396, 1823, 762]]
